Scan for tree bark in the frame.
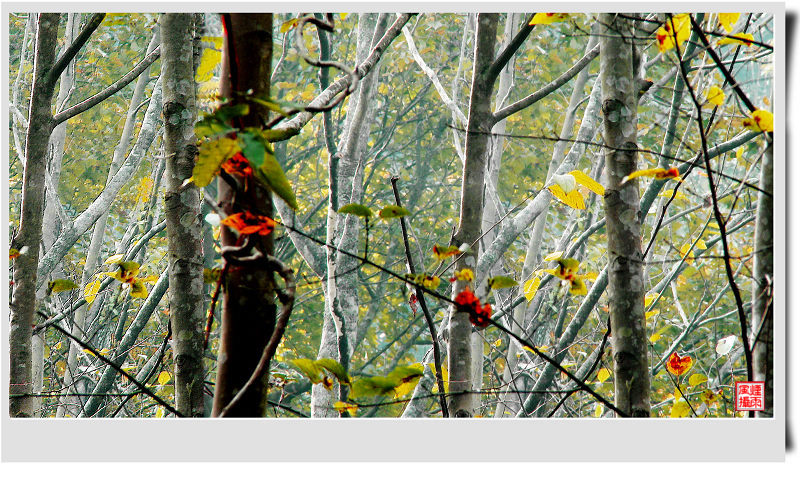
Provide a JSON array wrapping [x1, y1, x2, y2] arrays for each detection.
[[9, 13, 60, 418], [599, 13, 650, 417], [211, 13, 275, 417], [752, 143, 773, 417], [446, 13, 498, 418], [161, 13, 206, 417]]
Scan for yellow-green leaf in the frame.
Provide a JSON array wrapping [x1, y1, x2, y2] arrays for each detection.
[[103, 254, 125, 265], [569, 170, 605, 196], [48, 279, 79, 294], [688, 373, 708, 387], [670, 399, 691, 418], [315, 358, 351, 385], [129, 280, 148, 299], [193, 137, 241, 188], [488, 275, 519, 290], [253, 147, 299, 210], [337, 203, 373, 218], [378, 205, 410, 219], [594, 403, 604, 417], [195, 46, 221, 82], [543, 250, 564, 261], [333, 401, 358, 415], [290, 358, 324, 384]]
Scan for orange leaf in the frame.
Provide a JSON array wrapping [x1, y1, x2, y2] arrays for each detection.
[[432, 244, 462, 261], [220, 211, 276, 236], [666, 352, 693, 376], [221, 152, 254, 178], [621, 167, 680, 185]]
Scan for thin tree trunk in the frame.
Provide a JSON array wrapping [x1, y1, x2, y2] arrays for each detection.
[[9, 13, 60, 418], [752, 143, 773, 417], [161, 13, 206, 417], [211, 13, 275, 417], [599, 13, 650, 417], [447, 13, 498, 418]]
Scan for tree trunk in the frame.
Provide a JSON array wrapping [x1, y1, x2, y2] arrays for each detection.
[[10, 13, 60, 418], [211, 13, 275, 417], [161, 13, 206, 417], [599, 13, 650, 417], [447, 13, 498, 418], [752, 142, 773, 417]]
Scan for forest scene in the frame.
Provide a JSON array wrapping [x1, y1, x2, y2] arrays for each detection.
[[7, 11, 775, 420]]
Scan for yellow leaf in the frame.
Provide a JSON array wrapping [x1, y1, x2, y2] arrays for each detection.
[[597, 368, 611, 383], [543, 250, 564, 261], [55, 360, 66, 377], [644, 293, 657, 308], [706, 85, 725, 106], [428, 363, 449, 394], [569, 277, 587, 295], [548, 183, 585, 209], [645, 309, 660, 321], [129, 280, 148, 299], [718, 13, 740, 33], [103, 254, 124, 265], [493, 338, 503, 348], [523, 277, 541, 302], [696, 239, 707, 250], [594, 403, 604, 417], [488, 275, 519, 290], [158, 371, 172, 385], [670, 399, 691, 418], [48, 279, 79, 294], [742, 109, 773, 133], [680, 243, 695, 265], [155, 407, 164, 418], [569, 170, 605, 196], [453, 268, 474, 282], [279, 18, 299, 33], [655, 14, 691, 54], [333, 401, 358, 414], [718, 32, 755, 47], [688, 373, 708, 387], [529, 13, 569, 25], [196, 47, 221, 83], [621, 167, 680, 185], [649, 332, 662, 343], [192, 137, 241, 188]]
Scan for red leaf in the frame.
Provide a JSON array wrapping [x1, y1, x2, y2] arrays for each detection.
[[220, 210, 276, 236]]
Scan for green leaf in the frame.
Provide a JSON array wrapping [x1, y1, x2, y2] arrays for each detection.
[[688, 373, 708, 387], [253, 145, 299, 210], [192, 137, 241, 187], [378, 205, 410, 219], [194, 116, 234, 139], [48, 279, 79, 294], [315, 358, 351, 385], [488, 275, 519, 290], [350, 376, 399, 399], [386, 364, 424, 384], [290, 358, 323, 384], [337, 203, 373, 218], [239, 129, 265, 167], [214, 103, 250, 123]]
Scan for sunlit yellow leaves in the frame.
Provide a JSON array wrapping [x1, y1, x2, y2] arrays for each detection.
[[488, 275, 519, 290], [742, 109, 773, 133], [597, 368, 611, 383], [547, 171, 603, 210], [452, 268, 474, 282], [84, 279, 102, 304], [529, 13, 569, 25], [9, 248, 20, 260], [670, 399, 691, 418], [333, 401, 358, 415], [594, 403, 604, 417], [157, 371, 171, 386], [655, 14, 691, 54], [103, 254, 124, 265], [129, 280, 148, 299], [706, 85, 725, 106], [688, 373, 708, 387], [48, 279, 79, 295], [279, 17, 300, 33], [569, 278, 588, 295], [718, 13, 740, 33], [718, 33, 754, 47], [680, 243, 695, 265], [405, 273, 441, 289], [195, 37, 223, 82], [543, 250, 563, 262], [220, 211, 276, 236], [192, 137, 241, 187], [621, 167, 680, 185], [523, 276, 541, 302], [666, 352, 693, 376]]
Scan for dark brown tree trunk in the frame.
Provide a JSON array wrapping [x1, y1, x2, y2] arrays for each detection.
[[161, 13, 206, 417], [599, 13, 650, 417], [9, 13, 60, 417], [211, 13, 275, 417]]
